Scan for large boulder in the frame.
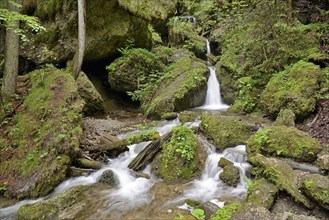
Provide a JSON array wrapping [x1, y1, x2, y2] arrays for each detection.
[[251, 154, 313, 209], [76, 72, 104, 114], [219, 165, 240, 187], [201, 113, 256, 151], [159, 126, 206, 180], [145, 54, 208, 119], [300, 174, 329, 210], [261, 61, 321, 119], [21, 0, 152, 64], [17, 186, 88, 220], [0, 67, 84, 199], [247, 126, 321, 162]]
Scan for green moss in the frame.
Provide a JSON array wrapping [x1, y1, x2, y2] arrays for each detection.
[[201, 113, 255, 151], [300, 174, 329, 210], [76, 159, 102, 170], [211, 203, 242, 220], [272, 109, 295, 127], [159, 126, 204, 180], [127, 129, 160, 144], [218, 157, 233, 168], [261, 61, 321, 119], [179, 111, 199, 124], [17, 186, 88, 220], [0, 67, 84, 199], [246, 178, 278, 209], [247, 126, 321, 162], [219, 165, 240, 187]]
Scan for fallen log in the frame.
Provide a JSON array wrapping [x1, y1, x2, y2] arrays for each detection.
[[128, 131, 172, 171]]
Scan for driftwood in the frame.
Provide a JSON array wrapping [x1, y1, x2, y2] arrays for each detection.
[[128, 131, 172, 171]]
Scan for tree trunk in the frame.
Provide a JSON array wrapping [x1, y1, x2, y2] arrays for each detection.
[[2, 0, 20, 97], [74, 0, 86, 80]]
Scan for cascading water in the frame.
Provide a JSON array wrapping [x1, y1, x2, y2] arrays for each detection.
[[198, 40, 229, 110]]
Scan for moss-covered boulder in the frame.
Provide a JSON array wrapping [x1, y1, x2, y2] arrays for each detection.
[[247, 126, 321, 162], [179, 111, 199, 124], [0, 67, 84, 199], [98, 170, 118, 186], [317, 152, 329, 172], [17, 186, 88, 220], [251, 154, 313, 209], [273, 109, 295, 127], [107, 48, 164, 92], [246, 178, 278, 209], [161, 112, 178, 120], [76, 159, 102, 170], [219, 165, 240, 187], [300, 174, 329, 210], [21, 0, 152, 64], [210, 203, 242, 220], [145, 55, 208, 119], [218, 157, 233, 168], [261, 61, 321, 119], [76, 72, 104, 114], [201, 114, 256, 151], [159, 126, 206, 180]]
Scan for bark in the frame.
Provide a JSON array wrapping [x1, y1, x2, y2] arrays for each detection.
[[128, 132, 172, 171], [2, 0, 20, 97], [74, 0, 86, 79]]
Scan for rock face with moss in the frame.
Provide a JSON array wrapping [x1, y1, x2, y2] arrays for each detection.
[[201, 113, 256, 151], [300, 174, 329, 210], [145, 54, 208, 119], [76, 72, 104, 114], [159, 126, 206, 180], [17, 186, 88, 220], [246, 178, 278, 209], [21, 0, 152, 64], [261, 61, 321, 119], [273, 109, 295, 127], [0, 68, 84, 199], [247, 126, 321, 162], [219, 165, 240, 187]]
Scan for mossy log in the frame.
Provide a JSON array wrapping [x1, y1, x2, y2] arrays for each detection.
[[128, 131, 172, 171]]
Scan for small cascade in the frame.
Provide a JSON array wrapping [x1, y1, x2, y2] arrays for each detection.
[[197, 40, 229, 110], [172, 138, 251, 205]]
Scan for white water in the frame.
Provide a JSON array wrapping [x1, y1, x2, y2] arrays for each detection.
[[173, 139, 251, 206], [197, 40, 229, 110]]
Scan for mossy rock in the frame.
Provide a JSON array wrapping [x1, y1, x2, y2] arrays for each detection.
[[159, 126, 206, 181], [210, 203, 242, 220], [179, 111, 199, 124], [216, 63, 238, 105], [218, 157, 233, 168], [300, 174, 329, 210], [200, 113, 255, 151], [273, 109, 295, 127], [17, 186, 88, 220], [161, 112, 178, 120], [316, 150, 329, 172], [261, 61, 321, 119], [251, 154, 313, 209], [0, 67, 84, 199], [246, 178, 278, 209], [219, 165, 240, 187], [107, 48, 164, 92], [21, 0, 152, 64], [247, 126, 321, 162], [76, 71, 104, 115], [98, 169, 118, 186], [145, 55, 208, 119]]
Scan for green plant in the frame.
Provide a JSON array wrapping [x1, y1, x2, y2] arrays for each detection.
[[191, 208, 205, 220]]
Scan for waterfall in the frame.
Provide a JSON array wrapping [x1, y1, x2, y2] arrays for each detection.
[[197, 40, 229, 110]]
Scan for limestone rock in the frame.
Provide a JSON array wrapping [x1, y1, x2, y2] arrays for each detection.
[[247, 126, 321, 162], [219, 165, 240, 187], [76, 72, 104, 114]]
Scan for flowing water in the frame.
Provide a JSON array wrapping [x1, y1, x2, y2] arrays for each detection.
[[197, 40, 229, 110]]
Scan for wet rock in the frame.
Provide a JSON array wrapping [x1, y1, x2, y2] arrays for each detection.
[[246, 178, 278, 209], [316, 152, 329, 172], [133, 172, 151, 179], [218, 157, 233, 168], [201, 114, 256, 151], [179, 111, 199, 124], [69, 166, 95, 177], [161, 112, 178, 120], [185, 199, 201, 208], [76, 71, 104, 114], [98, 170, 118, 186], [200, 201, 219, 219], [273, 109, 295, 127], [76, 158, 102, 170], [261, 61, 321, 119], [300, 174, 329, 210], [247, 126, 321, 162], [219, 165, 240, 187], [17, 186, 88, 220], [251, 154, 313, 209]]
